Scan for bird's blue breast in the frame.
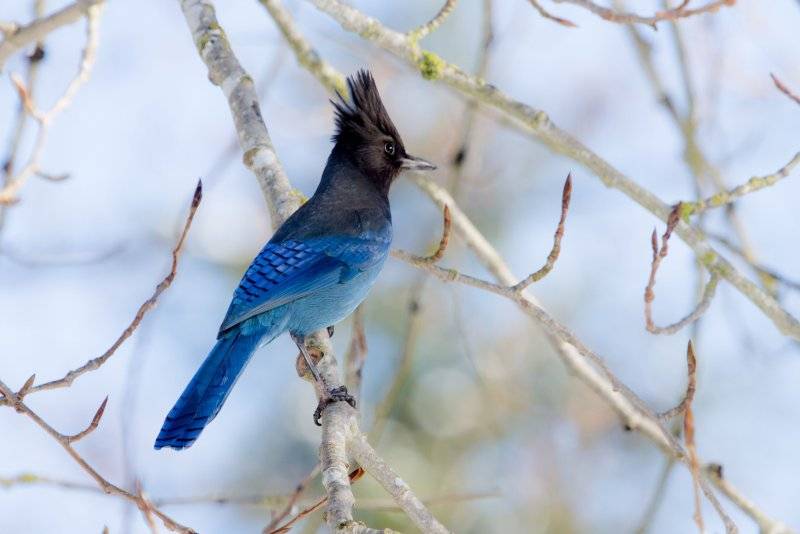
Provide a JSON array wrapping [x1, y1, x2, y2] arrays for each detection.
[[285, 255, 386, 335], [219, 225, 391, 339]]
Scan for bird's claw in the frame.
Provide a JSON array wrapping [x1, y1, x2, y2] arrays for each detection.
[[313, 386, 356, 426]]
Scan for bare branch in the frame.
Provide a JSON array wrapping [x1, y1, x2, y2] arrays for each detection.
[[685, 401, 704, 532], [309, 0, 800, 340], [644, 206, 719, 334], [512, 173, 572, 291], [262, 464, 320, 533], [771, 73, 800, 107], [65, 396, 108, 443], [623, 9, 778, 308], [659, 341, 698, 421], [551, 0, 735, 29], [527, 0, 577, 28], [266, 468, 365, 534], [136, 482, 161, 534], [0, 0, 104, 70], [680, 152, 800, 217], [370, 275, 427, 444], [0, 380, 194, 533], [258, 0, 346, 96], [634, 458, 676, 534], [180, 0, 299, 225], [349, 434, 449, 534], [6, 180, 203, 400], [344, 305, 367, 402], [409, 0, 459, 40], [705, 464, 795, 534], [679, 343, 704, 532], [0, 3, 103, 205], [707, 232, 800, 294]]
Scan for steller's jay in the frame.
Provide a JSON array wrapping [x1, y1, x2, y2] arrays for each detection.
[[155, 70, 435, 450]]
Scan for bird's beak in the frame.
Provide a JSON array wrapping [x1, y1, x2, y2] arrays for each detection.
[[399, 154, 437, 172]]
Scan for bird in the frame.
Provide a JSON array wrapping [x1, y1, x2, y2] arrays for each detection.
[[155, 70, 436, 450]]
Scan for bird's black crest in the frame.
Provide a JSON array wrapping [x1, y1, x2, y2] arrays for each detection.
[[331, 70, 401, 146]]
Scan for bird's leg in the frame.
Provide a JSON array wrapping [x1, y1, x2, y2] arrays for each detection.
[[292, 334, 323, 384], [291, 333, 356, 426]]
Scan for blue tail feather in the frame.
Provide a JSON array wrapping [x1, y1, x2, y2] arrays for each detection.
[[154, 329, 261, 450]]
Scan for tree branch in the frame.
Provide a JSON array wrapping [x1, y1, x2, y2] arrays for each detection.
[[771, 73, 800, 106], [0, 2, 103, 205], [527, 0, 577, 28], [705, 464, 795, 534], [0, 380, 194, 533], [258, 0, 346, 96], [0, 0, 103, 70], [308, 0, 800, 340], [0, 181, 203, 402], [409, 0, 459, 40], [180, 0, 299, 224], [550, 0, 735, 29], [349, 434, 449, 534], [644, 205, 719, 334], [679, 152, 800, 217], [512, 173, 572, 291]]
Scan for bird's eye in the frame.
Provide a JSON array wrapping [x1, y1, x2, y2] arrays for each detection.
[[384, 142, 395, 156]]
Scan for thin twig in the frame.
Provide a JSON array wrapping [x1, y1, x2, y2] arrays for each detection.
[[65, 396, 108, 443], [424, 206, 451, 263], [684, 399, 704, 533], [137, 482, 161, 534], [409, 0, 459, 40], [634, 458, 676, 534], [0, 2, 102, 205], [527, 0, 577, 27], [344, 305, 367, 402], [258, 0, 346, 95], [705, 464, 794, 534], [673, 341, 703, 532], [1, 472, 98, 493], [370, 275, 427, 444], [1, 2, 47, 233], [267, 469, 365, 534], [771, 73, 800, 106], [659, 341, 698, 421], [707, 232, 800, 293], [623, 8, 778, 306], [0, 380, 194, 533], [4, 180, 202, 400], [349, 435, 449, 534], [644, 205, 717, 334], [446, 0, 493, 199], [0, 0, 103, 69], [512, 173, 572, 291], [679, 152, 800, 217], [552, 0, 735, 29], [262, 464, 321, 534]]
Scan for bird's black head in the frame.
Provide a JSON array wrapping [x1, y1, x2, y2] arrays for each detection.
[[331, 70, 435, 193]]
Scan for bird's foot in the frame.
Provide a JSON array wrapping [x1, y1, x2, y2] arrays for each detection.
[[327, 325, 335, 338], [313, 386, 356, 426]]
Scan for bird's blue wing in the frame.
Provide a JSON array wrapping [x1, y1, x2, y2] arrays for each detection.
[[218, 234, 388, 335]]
